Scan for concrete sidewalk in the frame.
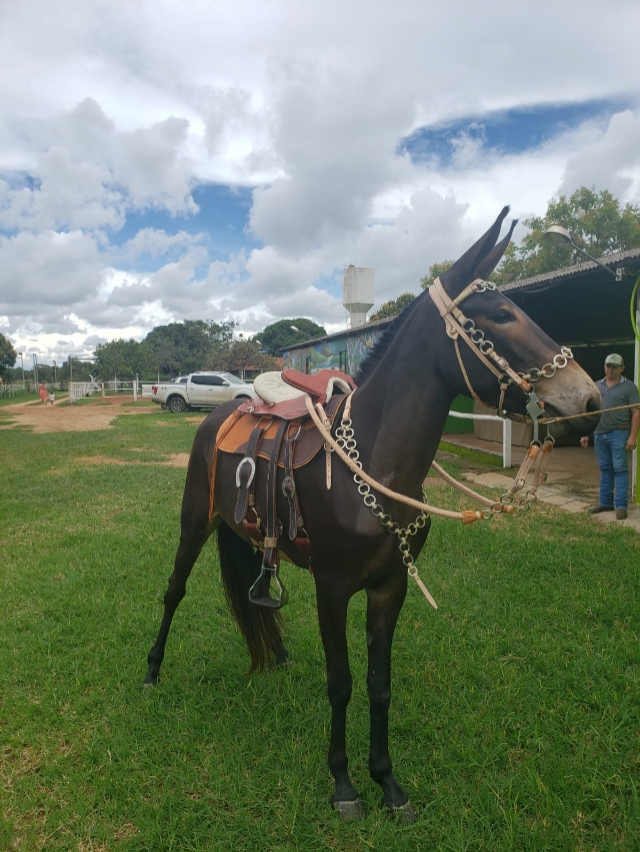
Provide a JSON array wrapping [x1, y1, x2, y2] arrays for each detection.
[[442, 434, 640, 534]]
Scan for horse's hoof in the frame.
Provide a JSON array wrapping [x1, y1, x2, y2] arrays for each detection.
[[332, 798, 363, 822], [385, 799, 416, 825], [143, 671, 158, 686]]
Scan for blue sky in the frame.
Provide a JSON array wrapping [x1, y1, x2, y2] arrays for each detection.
[[1, 0, 639, 365], [400, 100, 629, 164], [113, 184, 258, 256]]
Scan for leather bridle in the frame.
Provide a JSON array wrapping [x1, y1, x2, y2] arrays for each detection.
[[429, 277, 574, 441]]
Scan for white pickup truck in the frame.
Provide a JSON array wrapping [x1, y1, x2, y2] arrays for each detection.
[[152, 371, 258, 413]]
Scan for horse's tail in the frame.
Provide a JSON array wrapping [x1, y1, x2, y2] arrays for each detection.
[[217, 521, 284, 673]]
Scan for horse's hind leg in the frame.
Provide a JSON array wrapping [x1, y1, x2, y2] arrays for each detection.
[[366, 571, 415, 823], [144, 488, 215, 686]]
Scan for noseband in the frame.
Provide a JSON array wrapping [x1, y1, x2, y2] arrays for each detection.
[[429, 277, 574, 441]]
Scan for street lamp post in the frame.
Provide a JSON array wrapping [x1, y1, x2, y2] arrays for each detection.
[[290, 325, 314, 342], [18, 352, 25, 386], [543, 225, 624, 280]]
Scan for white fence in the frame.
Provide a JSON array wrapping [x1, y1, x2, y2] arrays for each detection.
[[446, 410, 513, 468], [69, 380, 139, 403]]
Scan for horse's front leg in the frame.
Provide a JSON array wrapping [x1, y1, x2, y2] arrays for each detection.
[[315, 581, 363, 821], [366, 569, 416, 823]]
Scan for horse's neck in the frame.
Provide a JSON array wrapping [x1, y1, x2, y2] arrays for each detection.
[[351, 310, 456, 493]]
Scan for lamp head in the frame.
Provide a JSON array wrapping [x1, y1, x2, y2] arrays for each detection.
[[543, 225, 574, 247]]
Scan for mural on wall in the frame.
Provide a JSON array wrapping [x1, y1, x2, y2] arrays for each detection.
[[283, 327, 387, 376]]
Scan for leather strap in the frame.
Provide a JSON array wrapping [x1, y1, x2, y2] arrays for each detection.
[[262, 419, 289, 569], [234, 424, 265, 525], [282, 426, 299, 540], [429, 278, 532, 393]]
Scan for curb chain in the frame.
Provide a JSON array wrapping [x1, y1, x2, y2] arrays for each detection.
[[334, 415, 429, 577]]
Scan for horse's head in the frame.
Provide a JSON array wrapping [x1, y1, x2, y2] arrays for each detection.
[[437, 207, 601, 437]]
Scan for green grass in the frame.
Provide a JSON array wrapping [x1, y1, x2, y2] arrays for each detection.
[[0, 391, 38, 407], [438, 440, 503, 469], [1, 406, 639, 850]]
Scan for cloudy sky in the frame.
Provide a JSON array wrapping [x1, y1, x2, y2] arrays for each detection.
[[1, 0, 640, 368]]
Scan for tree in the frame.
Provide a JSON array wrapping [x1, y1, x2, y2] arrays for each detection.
[[259, 318, 327, 356], [143, 319, 236, 375], [208, 339, 277, 376], [93, 339, 157, 379], [492, 187, 640, 284], [369, 292, 416, 322], [420, 261, 455, 290], [0, 333, 17, 377]]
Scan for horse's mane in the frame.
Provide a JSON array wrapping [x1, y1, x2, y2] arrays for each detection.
[[352, 292, 425, 386]]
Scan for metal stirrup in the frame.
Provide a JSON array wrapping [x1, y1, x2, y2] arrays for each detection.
[[248, 565, 290, 609]]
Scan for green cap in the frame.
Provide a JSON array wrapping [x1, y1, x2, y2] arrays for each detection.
[[605, 353, 624, 367]]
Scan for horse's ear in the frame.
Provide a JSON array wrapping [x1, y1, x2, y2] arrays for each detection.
[[440, 206, 510, 296], [475, 218, 517, 279]]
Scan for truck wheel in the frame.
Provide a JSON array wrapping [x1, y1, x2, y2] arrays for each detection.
[[168, 397, 186, 413]]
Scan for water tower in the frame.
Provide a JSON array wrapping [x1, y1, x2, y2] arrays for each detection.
[[343, 265, 374, 328]]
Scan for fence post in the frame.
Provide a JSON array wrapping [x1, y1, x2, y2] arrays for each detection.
[[502, 418, 512, 468]]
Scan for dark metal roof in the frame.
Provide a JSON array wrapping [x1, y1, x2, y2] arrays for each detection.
[[501, 248, 640, 346], [283, 248, 640, 354]]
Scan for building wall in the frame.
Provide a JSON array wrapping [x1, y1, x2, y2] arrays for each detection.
[[282, 325, 389, 375]]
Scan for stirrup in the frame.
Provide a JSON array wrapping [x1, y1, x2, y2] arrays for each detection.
[[248, 565, 289, 609]]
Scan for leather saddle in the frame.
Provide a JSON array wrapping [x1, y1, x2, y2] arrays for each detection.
[[215, 369, 356, 609]]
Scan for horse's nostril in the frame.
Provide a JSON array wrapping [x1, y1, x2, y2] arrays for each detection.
[[587, 398, 600, 413]]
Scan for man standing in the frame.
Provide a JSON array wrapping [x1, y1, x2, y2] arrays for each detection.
[[581, 354, 640, 520]]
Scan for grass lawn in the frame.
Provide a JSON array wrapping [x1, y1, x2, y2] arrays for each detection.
[[1, 406, 639, 851]]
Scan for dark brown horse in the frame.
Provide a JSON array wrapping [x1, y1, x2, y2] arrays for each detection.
[[144, 208, 600, 822]]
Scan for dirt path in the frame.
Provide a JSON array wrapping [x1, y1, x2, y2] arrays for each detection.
[[0, 395, 158, 433]]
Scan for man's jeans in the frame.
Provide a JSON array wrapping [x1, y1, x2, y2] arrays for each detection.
[[594, 429, 629, 509]]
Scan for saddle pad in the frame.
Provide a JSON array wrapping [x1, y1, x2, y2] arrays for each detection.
[[254, 371, 304, 404]]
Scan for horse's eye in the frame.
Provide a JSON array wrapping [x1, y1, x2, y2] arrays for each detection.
[[491, 310, 514, 325]]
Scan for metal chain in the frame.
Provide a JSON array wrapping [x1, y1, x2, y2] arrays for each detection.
[[334, 416, 429, 574], [520, 346, 573, 383]]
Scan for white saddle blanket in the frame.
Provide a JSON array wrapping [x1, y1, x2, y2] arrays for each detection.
[[253, 371, 353, 405], [253, 372, 304, 403]]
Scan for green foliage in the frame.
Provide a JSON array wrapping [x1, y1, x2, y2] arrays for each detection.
[[93, 338, 157, 380], [207, 338, 277, 374], [259, 318, 326, 356], [0, 331, 17, 376], [492, 186, 640, 284], [369, 292, 416, 322], [92, 320, 240, 380], [420, 260, 455, 290], [142, 319, 236, 376]]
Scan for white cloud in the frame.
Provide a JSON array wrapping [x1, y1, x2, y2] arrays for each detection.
[[1, 0, 640, 364]]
